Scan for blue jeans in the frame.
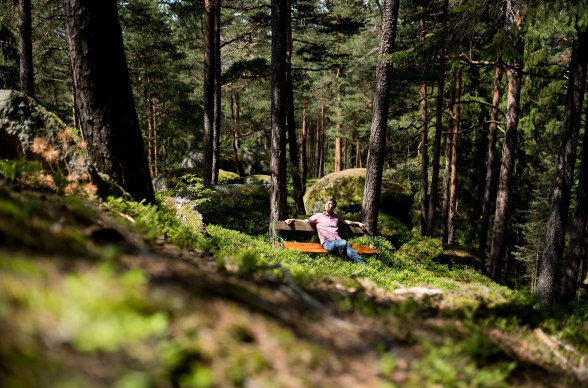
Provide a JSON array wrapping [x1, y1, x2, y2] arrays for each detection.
[[322, 239, 367, 265]]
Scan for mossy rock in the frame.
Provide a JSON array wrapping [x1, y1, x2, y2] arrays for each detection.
[[304, 168, 414, 228], [245, 174, 270, 185], [218, 170, 243, 184], [153, 168, 243, 192]]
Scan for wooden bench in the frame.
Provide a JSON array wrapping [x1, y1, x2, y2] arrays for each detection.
[[273, 220, 380, 255]]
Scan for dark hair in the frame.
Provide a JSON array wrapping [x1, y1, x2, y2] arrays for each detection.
[[326, 198, 337, 207]]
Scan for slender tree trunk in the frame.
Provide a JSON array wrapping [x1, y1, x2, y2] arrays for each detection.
[[334, 69, 343, 172], [203, 0, 215, 184], [269, 0, 288, 237], [561, 88, 588, 302], [317, 105, 325, 178], [285, 0, 305, 215], [441, 69, 456, 243], [361, 0, 400, 233], [19, 0, 35, 97], [231, 93, 245, 176], [489, 11, 524, 281], [301, 98, 308, 193], [62, 0, 155, 203], [447, 64, 462, 244], [147, 93, 157, 177], [479, 63, 503, 263], [537, 27, 588, 306], [419, 10, 429, 235], [211, 0, 221, 184], [425, 0, 447, 237]]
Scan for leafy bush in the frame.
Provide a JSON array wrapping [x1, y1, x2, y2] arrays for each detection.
[[197, 185, 270, 236]]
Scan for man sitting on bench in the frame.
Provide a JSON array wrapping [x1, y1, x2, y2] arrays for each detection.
[[285, 198, 368, 265]]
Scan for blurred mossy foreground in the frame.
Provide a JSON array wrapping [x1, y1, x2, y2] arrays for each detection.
[[0, 160, 587, 386]]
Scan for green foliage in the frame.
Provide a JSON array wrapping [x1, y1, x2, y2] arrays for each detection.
[[0, 159, 42, 182], [412, 335, 517, 387], [197, 185, 270, 236], [106, 195, 203, 248]]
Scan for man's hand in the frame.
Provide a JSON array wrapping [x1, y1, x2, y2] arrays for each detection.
[[358, 222, 366, 230], [285, 219, 294, 225]]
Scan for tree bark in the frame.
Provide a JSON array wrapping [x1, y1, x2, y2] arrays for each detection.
[[361, 0, 400, 233], [561, 87, 588, 303], [425, 0, 447, 237], [447, 63, 462, 244], [285, 0, 305, 215], [231, 93, 245, 176], [269, 0, 288, 237], [419, 10, 428, 236], [538, 27, 588, 305], [212, 0, 221, 184], [19, 0, 35, 97], [147, 93, 157, 177], [203, 0, 215, 184], [489, 11, 524, 281], [62, 0, 155, 203], [301, 98, 308, 193], [441, 69, 455, 244], [479, 63, 503, 264]]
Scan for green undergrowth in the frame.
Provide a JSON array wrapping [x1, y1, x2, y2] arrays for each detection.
[[103, 196, 513, 308], [2, 185, 586, 386]]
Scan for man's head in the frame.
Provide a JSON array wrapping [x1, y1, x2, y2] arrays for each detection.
[[324, 198, 337, 214]]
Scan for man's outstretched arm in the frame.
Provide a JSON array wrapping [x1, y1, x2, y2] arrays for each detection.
[[341, 219, 367, 231], [285, 218, 308, 225]]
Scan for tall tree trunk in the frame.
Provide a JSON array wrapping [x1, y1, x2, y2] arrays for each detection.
[[334, 69, 343, 172], [147, 93, 157, 177], [419, 10, 428, 236], [211, 0, 222, 184], [425, 0, 447, 237], [361, 0, 400, 233], [19, 0, 35, 97], [317, 104, 325, 178], [479, 63, 503, 263], [231, 93, 245, 176], [334, 135, 342, 172], [447, 63, 462, 244], [489, 11, 524, 281], [269, 0, 288, 237], [561, 76, 588, 302], [203, 0, 215, 184], [285, 0, 305, 215], [301, 98, 308, 193], [441, 69, 456, 243], [537, 27, 588, 306], [62, 0, 155, 203]]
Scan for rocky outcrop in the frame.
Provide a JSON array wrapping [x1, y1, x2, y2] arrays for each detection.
[[0, 89, 127, 198]]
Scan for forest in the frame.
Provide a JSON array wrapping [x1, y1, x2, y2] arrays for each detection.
[[1, 0, 588, 386]]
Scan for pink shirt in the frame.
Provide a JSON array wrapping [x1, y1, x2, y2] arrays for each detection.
[[306, 212, 342, 245]]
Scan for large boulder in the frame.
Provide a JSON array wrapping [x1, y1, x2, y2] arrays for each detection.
[[304, 168, 414, 228], [0, 89, 127, 198], [180, 146, 270, 176], [0, 89, 76, 164]]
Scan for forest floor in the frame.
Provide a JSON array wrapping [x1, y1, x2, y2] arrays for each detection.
[[0, 180, 586, 387]]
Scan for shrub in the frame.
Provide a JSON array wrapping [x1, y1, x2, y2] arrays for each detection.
[[197, 185, 270, 236]]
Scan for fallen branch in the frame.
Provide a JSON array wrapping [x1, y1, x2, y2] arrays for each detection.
[[534, 328, 588, 384]]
